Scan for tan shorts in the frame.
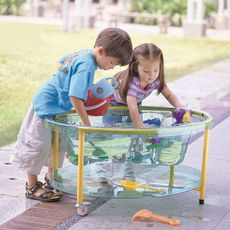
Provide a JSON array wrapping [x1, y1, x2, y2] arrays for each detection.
[[12, 106, 65, 175]]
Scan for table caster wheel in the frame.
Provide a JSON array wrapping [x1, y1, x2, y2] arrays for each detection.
[[76, 201, 91, 216]]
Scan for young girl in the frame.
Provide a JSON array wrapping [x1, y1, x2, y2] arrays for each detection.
[[103, 43, 182, 128]]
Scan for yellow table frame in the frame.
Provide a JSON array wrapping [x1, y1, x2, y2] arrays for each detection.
[[51, 107, 211, 207]]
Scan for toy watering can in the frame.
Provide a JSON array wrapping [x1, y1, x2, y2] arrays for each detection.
[[90, 77, 118, 99], [84, 90, 113, 116]]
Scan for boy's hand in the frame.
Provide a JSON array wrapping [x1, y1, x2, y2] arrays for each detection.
[[69, 96, 91, 126]]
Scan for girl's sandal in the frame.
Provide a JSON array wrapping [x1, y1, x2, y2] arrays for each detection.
[[44, 174, 63, 196], [25, 181, 61, 202]]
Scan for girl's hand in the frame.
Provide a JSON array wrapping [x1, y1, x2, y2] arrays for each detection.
[[172, 108, 191, 123]]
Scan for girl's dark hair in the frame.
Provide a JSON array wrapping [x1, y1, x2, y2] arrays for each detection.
[[115, 43, 165, 102], [94, 27, 133, 66]]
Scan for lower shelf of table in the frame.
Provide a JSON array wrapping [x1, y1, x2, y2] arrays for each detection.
[[51, 163, 201, 198]]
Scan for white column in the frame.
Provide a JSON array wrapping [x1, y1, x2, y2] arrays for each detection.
[[118, 0, 131, 11], [217, 0, 230, 29], [184, 0, 206, 37], [224, 0, 230, 29], [83, 0, 91, 15], [83, 0, 91, 27], [33, 0, 39, 16], [218, 0, 225, 17], [73, 0, 94, 29], [196, 0, 205, 21], [74, 0, 84, 29], [62, 0, 69, 32], [226, 0, 230, 16], [187, 0, 194, 21], [75, 0, 83, 16]]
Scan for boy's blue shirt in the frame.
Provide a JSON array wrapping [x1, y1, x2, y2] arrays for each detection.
[[32, 49, 97, 119]]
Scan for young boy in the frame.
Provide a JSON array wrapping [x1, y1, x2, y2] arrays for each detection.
[[12, 28, 133, 202]]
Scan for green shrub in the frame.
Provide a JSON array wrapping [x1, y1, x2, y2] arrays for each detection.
[[129, 0, 218, 27], [205, 0, 218, 17], [0, 0, 25, 16], [130, 0, 186, 15], [130, 0, 187, 26]]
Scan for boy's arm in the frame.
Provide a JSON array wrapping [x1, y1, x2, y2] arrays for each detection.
[[126, 96, 143, 128], [161, 85, 182, 108], [69, 96, 91, 126]]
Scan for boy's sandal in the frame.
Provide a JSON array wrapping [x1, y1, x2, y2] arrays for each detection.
[[44, 174, 63, 196], [25, 181, 61, 202]]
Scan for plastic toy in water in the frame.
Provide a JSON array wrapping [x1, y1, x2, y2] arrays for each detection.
[[158, 140, 183, 165], [68, 140, 108, 165], [120, 180, 165, 193], [121, 161, 136, 181], [67, 154, 88, 166], [127, 136, 144, 162], [88, 141, 108, 158], [146, 138, 169, 151], [151, 137, 163, 144], [131, 209, 181, 226], [172, 108, 191, 124], [143, 118, 161, 126], [182, 111, 192, 123]]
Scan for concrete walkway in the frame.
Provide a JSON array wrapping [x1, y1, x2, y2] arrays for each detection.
[[0, 59, 229, 229]]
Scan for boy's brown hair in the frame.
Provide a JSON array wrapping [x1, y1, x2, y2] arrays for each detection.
[[94, 27, 133, 66]]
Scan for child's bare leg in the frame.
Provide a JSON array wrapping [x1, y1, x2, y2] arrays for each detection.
[[46, 166, 53, 179], [44, 166, 63, 196]]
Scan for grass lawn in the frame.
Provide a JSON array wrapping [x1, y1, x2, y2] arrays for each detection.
[[0, 21, 230, 147]]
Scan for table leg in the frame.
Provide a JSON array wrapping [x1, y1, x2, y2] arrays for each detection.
[[52, 129, 59, 177], [76, 129, 85, 205], [199, 126, 210, 204], [169, 165, 175, 187]]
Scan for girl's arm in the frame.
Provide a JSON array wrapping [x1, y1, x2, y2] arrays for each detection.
[[69, 96, 91, 126], [161, 85, 182, 108], [126, 96, 143, 128]]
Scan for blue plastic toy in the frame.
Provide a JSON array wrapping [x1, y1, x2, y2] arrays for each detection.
[[143, 118, 161, 126]]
